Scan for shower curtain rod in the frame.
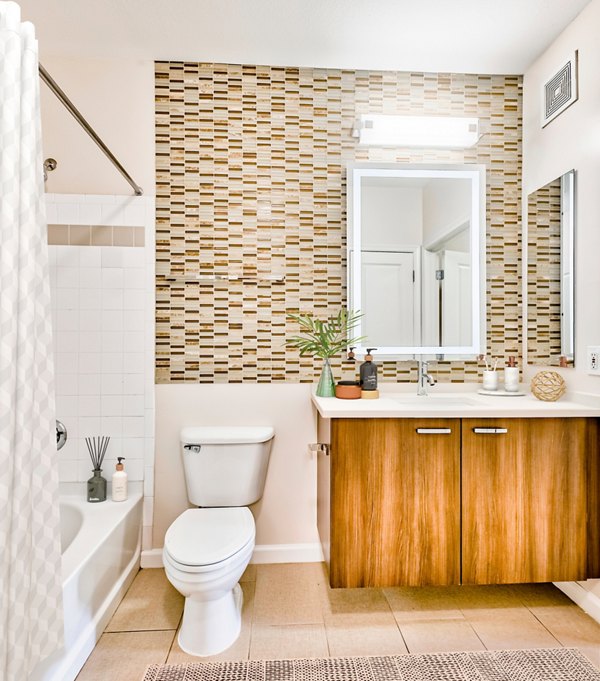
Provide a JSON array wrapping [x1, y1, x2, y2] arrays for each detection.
[[38, 63, 143, 196]]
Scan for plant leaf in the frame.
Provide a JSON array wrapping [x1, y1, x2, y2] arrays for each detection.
[[285, 308, 365, 359]]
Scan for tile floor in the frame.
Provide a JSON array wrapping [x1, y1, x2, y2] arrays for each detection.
[[76, 563, 600, 680]]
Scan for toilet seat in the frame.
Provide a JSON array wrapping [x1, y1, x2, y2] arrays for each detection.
[[164, 507, 255, 570]]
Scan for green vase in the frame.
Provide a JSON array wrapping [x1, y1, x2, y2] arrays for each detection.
[[316, 358, 336, 397]]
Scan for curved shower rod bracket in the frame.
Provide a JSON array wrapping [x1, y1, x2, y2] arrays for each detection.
[[39, 63, 143, 196]]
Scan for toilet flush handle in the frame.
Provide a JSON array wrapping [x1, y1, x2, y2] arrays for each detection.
[[183, 444, 201, 453]]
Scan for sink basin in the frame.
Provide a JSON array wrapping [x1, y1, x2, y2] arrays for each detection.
[[388, 394, 478, 407]]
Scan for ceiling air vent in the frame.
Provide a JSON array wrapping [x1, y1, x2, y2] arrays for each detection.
[[542, 51, 578, 127]]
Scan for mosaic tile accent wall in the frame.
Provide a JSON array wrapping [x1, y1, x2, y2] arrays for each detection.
[[155, 63, 522, 384], [527, 178, 562, 366]]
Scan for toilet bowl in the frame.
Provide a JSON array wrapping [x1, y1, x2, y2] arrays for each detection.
[[163, 507, 255, 656], [163, 426, 274, 656]]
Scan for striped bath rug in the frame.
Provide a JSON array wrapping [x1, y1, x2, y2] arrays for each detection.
[[142, 648, 600, 680]]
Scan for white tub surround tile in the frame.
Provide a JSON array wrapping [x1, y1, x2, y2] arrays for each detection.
[[48, 194, 155, 502]]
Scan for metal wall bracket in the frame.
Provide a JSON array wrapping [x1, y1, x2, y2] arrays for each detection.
[[308, 443, 330, 456], [56, 419, 67, 450]]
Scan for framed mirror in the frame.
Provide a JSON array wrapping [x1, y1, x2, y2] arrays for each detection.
[[527, 169, 575, 366], [347, 163, 486, 357]]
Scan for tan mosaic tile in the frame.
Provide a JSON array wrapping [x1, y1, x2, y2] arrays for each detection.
[[47, 224, 143, 248], [155, 63, 522, 383], [527, 178, 562, 366]]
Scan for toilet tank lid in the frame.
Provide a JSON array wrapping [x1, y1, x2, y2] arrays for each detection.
[[180, 426, 275, 445]]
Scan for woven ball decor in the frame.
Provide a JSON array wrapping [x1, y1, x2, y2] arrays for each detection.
[[531, 371, 566, 402]]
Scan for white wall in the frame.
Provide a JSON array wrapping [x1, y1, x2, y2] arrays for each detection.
[[523, 0, 600, 607], [422, 178, 471, 247], [40, 56, 155, 196], [361, 185, 422, 250], [153, 384, 321, 561], [523, 0, 600, 394]]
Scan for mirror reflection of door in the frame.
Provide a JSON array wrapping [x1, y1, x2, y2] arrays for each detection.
[[421, 249, 440, 346], [422, 221, 472, 347], [441, 249, 472, 346], [361, 251, 418, 346]]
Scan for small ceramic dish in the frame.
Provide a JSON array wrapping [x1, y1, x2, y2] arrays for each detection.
[[335, 381, 361, 399]]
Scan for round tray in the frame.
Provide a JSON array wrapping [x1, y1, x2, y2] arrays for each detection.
[[477, 388, 526, 397]]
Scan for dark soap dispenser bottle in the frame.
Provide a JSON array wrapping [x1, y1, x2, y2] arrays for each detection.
[[359, 348, 379, 399]]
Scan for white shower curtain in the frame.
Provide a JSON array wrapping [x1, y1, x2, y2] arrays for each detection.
[[0, 3, 63, 679]]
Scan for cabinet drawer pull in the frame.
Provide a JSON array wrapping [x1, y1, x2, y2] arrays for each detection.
[[472, 427, 508, 434], [416, 428, 452, 434]]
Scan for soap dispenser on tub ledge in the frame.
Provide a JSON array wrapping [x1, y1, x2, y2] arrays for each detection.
[[112, 457, 128, 502], [360, 348, 379, 399]]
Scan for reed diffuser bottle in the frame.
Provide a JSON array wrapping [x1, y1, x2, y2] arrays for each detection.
[[86, 436, 110, 503]]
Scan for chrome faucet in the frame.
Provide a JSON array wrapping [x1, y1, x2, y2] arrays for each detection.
[[417, 360, 436, 396]]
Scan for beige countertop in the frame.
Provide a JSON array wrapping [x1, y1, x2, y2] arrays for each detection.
[[312, 386, 600, 419]]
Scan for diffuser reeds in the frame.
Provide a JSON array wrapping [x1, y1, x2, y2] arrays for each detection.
[[85, 436, 110, 470]]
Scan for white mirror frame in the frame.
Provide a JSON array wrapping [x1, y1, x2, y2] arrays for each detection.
[[347, 162, 487, 358], [560, 169, 575, 361], [526, 168, 576, 366]]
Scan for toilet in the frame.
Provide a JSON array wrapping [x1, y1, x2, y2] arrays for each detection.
[[163, 426, 274, 656]]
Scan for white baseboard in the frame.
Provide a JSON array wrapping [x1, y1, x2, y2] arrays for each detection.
[[141, 548, 164, 568], [141, 542, 324, 569], [250, 542, 324, 564], [554, 581, 600, 624]]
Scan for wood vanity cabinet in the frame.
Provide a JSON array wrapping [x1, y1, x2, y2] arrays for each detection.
[[326, 417, 461, 588], [462, 417, 600, 585], [318, 416, 600, 588]]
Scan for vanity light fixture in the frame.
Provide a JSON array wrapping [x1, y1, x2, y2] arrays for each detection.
[[354, 114, 480, 148]]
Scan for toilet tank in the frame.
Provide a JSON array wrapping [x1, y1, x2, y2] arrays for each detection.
[[180, 426, 274, 507]]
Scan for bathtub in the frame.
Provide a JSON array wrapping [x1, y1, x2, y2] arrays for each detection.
[[30, 493, 142, 681]]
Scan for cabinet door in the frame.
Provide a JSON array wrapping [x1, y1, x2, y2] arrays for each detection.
[[462, 418, 590, 584], [330, 418, 460, 588]]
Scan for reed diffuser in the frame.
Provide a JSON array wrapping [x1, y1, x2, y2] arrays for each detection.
[[86, 436, 110, 503]]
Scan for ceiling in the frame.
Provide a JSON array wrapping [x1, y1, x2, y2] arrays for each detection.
[[18, 0, 591, 74]]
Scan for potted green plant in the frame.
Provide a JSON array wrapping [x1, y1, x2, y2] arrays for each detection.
[[286, 309, 365, 397]]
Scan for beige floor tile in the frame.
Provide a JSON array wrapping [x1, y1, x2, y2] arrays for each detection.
[[241, 564, 257, 583], [529, 604, 600, 647], [465, 606, 560, 650], [167, 582, 255, 663], [250, 624, 329, 660], [386, 584, 522, 621], [512, 583, 574, 607], [106, 568, 183, 632], [321, 586, 407, 656], [578, 646, 600, 669], [454, 585, 525, 611], [325, 620, 407, 657], [81, 561, 600, 675], [321, 586, 392, 617], [399, 620, 485, 654], [314, 561, 333, 585], [75, 630, 174, 681], [254, 563, 324, 625], [383, 586, 465, 622]]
